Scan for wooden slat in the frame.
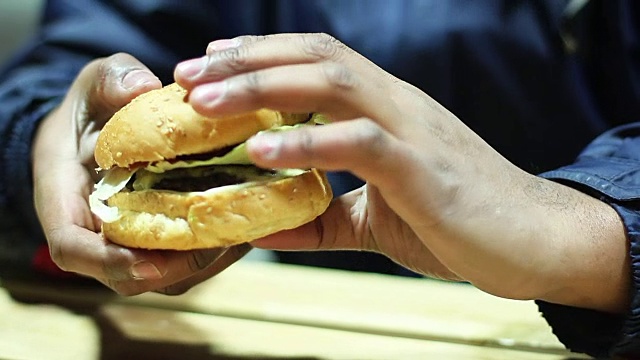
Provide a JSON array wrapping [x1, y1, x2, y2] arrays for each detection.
[[0, 288, 100, 360], [2, 260, 589, 358], [129, 261, 577, 354], [0, 287, 581, 360]]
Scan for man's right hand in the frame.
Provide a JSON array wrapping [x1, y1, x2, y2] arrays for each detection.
[[32, 53, 250, 295]]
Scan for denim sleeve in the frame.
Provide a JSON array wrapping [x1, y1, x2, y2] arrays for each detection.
[[537, 123, 640, 358], [0, 61, 81, 235]]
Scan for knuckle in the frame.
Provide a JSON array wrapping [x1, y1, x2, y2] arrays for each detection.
[[47, 238, 68, 271], [95, 59, 112, 99], [356, 121, 387, 157], [303, 33, 344, 60], [99, 52, 132, 79], [242, 71, 263, 97], [217, 45, 249, 72], [322, 63, 358, 91], [94, 52, 138, 106], [294, 127, 317, 160], [101, 244, 135, 281]]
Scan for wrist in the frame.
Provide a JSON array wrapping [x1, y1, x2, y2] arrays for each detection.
[[531, 181, 630, 313]]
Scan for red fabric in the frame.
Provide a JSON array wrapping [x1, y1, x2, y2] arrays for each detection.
[[31, 244, 76, 278]]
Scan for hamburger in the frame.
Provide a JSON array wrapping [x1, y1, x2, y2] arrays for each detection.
[[89, 83, 332, 250]]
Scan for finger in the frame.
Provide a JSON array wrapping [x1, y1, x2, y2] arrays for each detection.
[[106, 247, 231, 296], [206, 38, 243, 55], [251, 189, 372, 251], [247, 119, 410, 191], [177, 33, 364, 89], [155, 243, 253, 296], [186, 62, 399, 126], [35, 166, 230, 295], [45, 222, 169, 284], [78, 52, 162, 120], [51, 226, 230, 296], [36, 170, 167, 284]]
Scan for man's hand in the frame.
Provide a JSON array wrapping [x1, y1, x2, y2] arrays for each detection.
[[174, 33, 629, 313], [32, 53, 250, 295]]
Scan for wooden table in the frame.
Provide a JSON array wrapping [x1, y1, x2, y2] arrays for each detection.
[[0, 259, 590, 360]]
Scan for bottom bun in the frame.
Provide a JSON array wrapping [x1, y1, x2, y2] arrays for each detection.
[[102, 169, 332, 250]]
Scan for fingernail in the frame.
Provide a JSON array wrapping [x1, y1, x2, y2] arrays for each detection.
[[123, 70, 156, 90], [207, 38, 241, 53], [175, 56, 207, 79], [131, 261, 163, 280], [190, 82, 227, 106], [248, 132, 282, 161]]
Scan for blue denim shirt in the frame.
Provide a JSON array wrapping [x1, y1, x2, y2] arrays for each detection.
[[1, 0, 639, 356], [537, 123, 640, 357]]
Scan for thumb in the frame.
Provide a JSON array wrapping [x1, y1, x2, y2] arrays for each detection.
[[251, 189, 371, 252], [75, 52, 162, 122]]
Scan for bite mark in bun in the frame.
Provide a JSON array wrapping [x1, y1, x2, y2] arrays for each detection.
[[89, 83, 332, 250]]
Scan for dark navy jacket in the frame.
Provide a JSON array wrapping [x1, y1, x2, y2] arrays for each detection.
[[1, 0, 640, 357]]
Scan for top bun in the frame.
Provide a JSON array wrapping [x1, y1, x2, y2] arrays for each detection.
[[95, 83, 309, 169]]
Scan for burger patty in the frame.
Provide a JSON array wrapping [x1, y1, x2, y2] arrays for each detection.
[[151, 171, 244, 192], [127, 165, 280, 192]]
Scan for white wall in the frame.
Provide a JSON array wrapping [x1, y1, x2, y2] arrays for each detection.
[[0, 0, 44, 66]]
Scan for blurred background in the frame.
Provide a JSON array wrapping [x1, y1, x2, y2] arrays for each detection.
[[0, 0, 43, 66]]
